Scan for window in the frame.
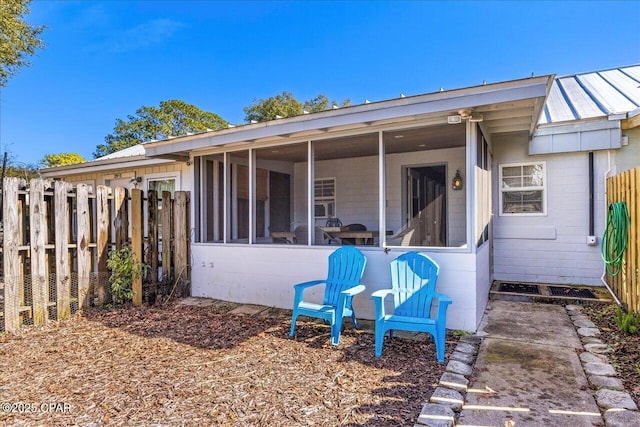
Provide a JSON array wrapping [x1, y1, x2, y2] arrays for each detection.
[[314, 178, 335, 218], [148, 177, 176, 239], [499, 162, 545, 215]]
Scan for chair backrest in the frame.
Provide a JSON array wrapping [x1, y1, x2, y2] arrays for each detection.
[[323, 246, 367, 305], [344, 223, 367, 231], [390, 252, 439, 318]]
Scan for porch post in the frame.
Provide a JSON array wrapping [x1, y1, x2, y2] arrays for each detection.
[[307, 140, 313, 246], [224, 152, 229, 243], [249, 148, 255, 244], [466, 119, 478, 252], [378, 131, 386, 247]]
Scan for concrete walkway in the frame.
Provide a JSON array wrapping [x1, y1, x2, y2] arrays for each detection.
[[448, 301, 640, 427], [456, 300, 602, 426]]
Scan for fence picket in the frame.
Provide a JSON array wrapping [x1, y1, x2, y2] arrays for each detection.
[[174, 191, 190, 297], [114, 187, 128, 250], [55, 181, 72, 320], [29, 179, 48, 325], [131, 188, 143, 307], [147, 190, 158, 293], [96, 186, 110, 306], [3, 178, 25, 332], [162, 191, 172, 287], [76, 184, 91, 309]]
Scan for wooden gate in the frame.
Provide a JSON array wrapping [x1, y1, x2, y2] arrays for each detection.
[[0, 178, 191, 332], [606, 167, 640, 311]]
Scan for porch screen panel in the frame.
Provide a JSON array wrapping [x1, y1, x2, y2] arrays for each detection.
[[199, 154, 224, 242], [229, 151, 250, 243], [254, 142, 308, 245], [313, 133, 379, 246], [383, 123, 467, 248]]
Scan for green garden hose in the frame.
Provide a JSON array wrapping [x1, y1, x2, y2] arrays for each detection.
[[601, 202, 631, 276]]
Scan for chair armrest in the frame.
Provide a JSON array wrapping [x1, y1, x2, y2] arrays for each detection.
[[434, 292, 452, 305], [292, 280, 326, 307], [371, 289, 393, 300], [342, 284, 365, 297], [371, 289, 393, 319], [434, 293, 452, 322]]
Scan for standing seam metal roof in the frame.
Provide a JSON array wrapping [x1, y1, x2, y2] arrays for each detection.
[[540, 65, 640, 125]]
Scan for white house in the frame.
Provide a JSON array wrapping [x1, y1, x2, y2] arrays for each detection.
[[492, 66, 640, 287], [141, 75, 554, 331], [43, 65, 640, 332]]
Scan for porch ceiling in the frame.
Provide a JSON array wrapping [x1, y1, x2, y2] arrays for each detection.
[[145, 75, 552, 160], [252, 123, 466, 162]]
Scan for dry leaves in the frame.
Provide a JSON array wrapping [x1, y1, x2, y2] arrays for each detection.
[[584, 304, 640, 406], [0, 301, 452, 426]]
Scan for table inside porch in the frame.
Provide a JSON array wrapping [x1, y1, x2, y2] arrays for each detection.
[[324, 229, 394, 246]]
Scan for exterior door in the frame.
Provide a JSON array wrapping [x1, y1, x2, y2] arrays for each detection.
[[405, 165, 447, 246]]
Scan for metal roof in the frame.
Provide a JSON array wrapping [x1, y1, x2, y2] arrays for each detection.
[[93, 143, 146, 160], [540, 65, 640, 125]]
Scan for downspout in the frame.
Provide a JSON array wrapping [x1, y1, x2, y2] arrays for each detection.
[[599, 150, 622, 305], [588, 152, 594, 236]]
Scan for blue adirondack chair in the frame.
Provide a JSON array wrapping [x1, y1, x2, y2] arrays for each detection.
[[371, 252, 452, 362], [290, 246, 367, 345]]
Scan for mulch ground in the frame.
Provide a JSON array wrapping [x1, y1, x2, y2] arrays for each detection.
[[583, 303, 640, 407], [0, 300, 453, 426]]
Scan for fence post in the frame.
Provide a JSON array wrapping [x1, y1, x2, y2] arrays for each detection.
[[131, 188, 143, 306], [55, 181, 72, 320], [96, 186, 110, 306], [29, 178, 48, 325], [174, 191, 190, 297], [76, 184, 91, 309], [3, 178, 26, 332]]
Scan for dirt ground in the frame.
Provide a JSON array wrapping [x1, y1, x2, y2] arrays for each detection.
[[0, 300, 453, 426], [583, 303, 640, 407]]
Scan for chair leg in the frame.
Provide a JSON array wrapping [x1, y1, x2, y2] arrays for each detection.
[[435, 330, 445, 363], [289, 312, 298, 338], [374, 325, 386, 357], [351, 311, 360, 330], [330, 318, 343, 346]]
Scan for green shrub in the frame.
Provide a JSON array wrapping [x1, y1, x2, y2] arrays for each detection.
[[614, 306, 640, 334], [107, 246, 149, 305]]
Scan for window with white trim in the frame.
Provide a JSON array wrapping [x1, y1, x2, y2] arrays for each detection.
[[499, 162, 546, 215], [314, 178, 335, 218]]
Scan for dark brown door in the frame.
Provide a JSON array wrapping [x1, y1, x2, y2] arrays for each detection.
[[406, 165, 446, 246], [269, 171, 291, 233]]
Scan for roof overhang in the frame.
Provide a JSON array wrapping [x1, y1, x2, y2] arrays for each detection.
[[144, 75, 553, 159], [40, 155, 177, 178], [622, 107, 640, 129]]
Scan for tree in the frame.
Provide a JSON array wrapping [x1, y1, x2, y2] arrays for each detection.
[[243, 92, 352, 123], [303, 94, 351, 113], [95, 99, 228, 158], [39, 152, 86, 168], [0, 0, 45, 87], [243, 91, 303, 123]]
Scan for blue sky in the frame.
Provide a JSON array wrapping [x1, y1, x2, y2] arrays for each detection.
[[1, 0, 639, 166]]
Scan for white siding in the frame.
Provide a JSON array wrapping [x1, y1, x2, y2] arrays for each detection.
[[191, 244, 482, 331], [615, 128, 640, 174], [492, 133, 607, 285]]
